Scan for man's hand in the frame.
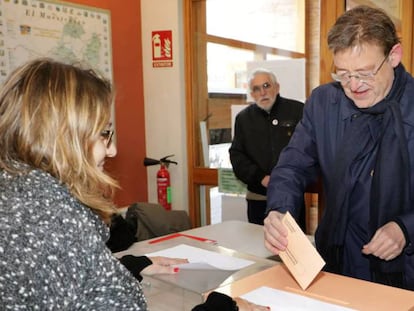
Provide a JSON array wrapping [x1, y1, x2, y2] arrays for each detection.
[[264, 211, 288, 255], [142, 256, 188, 275], [362, 221, 406, 261], [261, 175, 270, 187]]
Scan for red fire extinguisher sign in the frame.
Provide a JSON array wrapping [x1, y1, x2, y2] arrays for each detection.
[[152, 30, 173, 68]]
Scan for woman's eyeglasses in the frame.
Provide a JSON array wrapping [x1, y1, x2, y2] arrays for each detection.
[[100, 130, 114, 148]]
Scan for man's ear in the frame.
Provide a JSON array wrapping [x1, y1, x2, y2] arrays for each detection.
[[275, 82, 280, 94], [390, 43, 402, 68]]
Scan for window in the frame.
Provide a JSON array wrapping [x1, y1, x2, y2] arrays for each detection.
[[207, 0, 305, 52], [206, 0, 305, 93]]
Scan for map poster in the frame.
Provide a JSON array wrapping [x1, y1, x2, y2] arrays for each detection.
[[0, 0, 113, 85]]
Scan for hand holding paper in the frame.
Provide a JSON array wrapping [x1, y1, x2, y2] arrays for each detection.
[[146, 244, 254, 271], [278, 212, 325, 290]]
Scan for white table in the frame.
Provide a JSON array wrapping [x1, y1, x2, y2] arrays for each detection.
[[181, 220, 276, 258], [116, 220, 275, 259]]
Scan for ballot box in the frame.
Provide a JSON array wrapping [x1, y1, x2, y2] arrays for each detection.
[[215, 264, 414, 311]]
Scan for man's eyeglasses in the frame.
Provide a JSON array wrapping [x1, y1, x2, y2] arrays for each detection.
[[331, 53, 390, 85], [251, 82, 273, 94], [100, 129, 114, 148]]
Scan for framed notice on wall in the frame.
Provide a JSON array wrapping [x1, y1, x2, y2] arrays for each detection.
[[152, 30, 173, 68], [0, 0, 113, 85]]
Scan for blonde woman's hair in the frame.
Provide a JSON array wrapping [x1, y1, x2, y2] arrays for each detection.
[[0, 58, 118, 222]]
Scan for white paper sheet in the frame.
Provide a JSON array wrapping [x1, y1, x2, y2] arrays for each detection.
[[145, 244, 254, 270], [241, 286, 356, 311]]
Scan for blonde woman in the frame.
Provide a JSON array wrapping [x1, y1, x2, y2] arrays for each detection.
[[0, 59, 268, 311]]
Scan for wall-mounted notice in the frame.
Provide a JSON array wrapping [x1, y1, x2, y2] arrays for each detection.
[[0, 0, 113, 84], [218, 168, 246, 195], [152, 30, 173, 68]]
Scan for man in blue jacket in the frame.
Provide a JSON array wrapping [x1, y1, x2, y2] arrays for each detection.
[[264, 5, 414, 290], [229, 68, 304, 225]]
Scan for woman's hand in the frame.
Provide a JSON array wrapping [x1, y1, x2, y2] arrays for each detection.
[[141, 256, 188, 276], [234, 297, 270, 311]]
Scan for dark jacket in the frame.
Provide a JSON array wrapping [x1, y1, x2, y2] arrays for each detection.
[[229, 94, 304, 195], [267, 66, 414, 290]]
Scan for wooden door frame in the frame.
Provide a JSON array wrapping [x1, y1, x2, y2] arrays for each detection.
[[184, 0, 313, 227]]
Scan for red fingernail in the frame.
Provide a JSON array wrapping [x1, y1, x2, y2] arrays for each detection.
[[266, 307, 271, 310], [173, 267, 179, 273]]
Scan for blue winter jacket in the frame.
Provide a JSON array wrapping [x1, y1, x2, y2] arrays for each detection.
[[267, 67, 414, 290]]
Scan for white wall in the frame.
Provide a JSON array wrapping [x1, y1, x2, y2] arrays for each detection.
[[141, 0, 188, 211]]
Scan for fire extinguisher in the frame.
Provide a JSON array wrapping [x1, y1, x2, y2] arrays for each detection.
[[143, 155, 177, 210]]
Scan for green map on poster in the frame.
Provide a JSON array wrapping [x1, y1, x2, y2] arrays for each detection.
[[0, 0, 112, 84]]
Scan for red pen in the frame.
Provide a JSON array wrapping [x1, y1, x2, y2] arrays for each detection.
[[148, 233, 181, 244], [148, 233, 217, 244]]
